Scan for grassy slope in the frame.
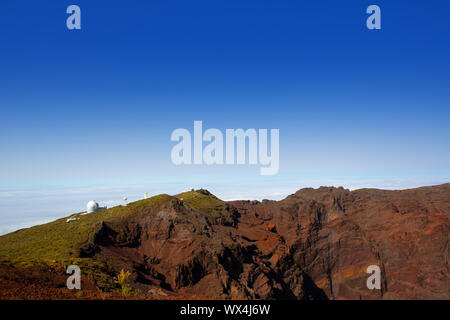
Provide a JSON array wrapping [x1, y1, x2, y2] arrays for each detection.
[[0, 190, 222, 270], [175, 189, 225, 216], [0, 194, 171, 269]]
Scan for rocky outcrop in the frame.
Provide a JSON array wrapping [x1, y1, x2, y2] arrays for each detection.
[[77, 184, 449, 299]]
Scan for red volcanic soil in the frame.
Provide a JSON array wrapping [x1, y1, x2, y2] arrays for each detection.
[[0, 264, 99, 300], [0, 264, 205, 300], [0, 184, 448, 300]]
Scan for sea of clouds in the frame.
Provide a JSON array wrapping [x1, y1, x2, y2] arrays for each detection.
[[0, 174, 448, 235]]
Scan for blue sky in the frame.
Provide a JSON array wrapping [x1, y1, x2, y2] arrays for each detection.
[[0, 1, 449, 233]]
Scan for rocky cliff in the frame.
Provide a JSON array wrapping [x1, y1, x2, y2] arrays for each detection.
[[0, 184, 448, 299]]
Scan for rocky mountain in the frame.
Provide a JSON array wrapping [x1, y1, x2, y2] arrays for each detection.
[[0, 184, 448, 299]]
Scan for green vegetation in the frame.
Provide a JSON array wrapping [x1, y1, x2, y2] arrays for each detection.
[[0, 189, 223, 274], [176, 189, 225, 217], [114, 269, 133, 295], [0, 194, 172, 270]]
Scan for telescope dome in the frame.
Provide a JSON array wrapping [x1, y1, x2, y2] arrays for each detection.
[[86, 200, 99, 213]]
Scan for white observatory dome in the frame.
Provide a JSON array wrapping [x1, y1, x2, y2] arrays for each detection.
[[86, 200, 99, 213]]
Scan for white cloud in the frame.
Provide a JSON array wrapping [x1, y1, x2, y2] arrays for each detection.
[[0, 175, 448, 235]]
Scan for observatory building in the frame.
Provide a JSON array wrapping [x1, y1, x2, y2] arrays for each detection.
[[86, 200, 106, 214]]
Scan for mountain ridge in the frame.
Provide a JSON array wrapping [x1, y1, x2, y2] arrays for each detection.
[[0, 183, 448, 299]]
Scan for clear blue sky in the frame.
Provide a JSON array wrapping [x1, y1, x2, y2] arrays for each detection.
[[1, 0, 449, 192]]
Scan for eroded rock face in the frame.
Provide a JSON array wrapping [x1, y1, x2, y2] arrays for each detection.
[[81, 184, 450, 299]]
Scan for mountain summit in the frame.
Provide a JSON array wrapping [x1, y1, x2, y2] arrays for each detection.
[[0, 185, 448, 299]]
